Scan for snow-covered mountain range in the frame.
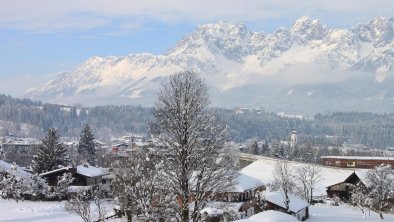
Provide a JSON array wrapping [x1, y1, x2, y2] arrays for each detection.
[[26, 16, 394, 114]]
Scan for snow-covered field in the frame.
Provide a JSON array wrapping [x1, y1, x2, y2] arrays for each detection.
[[309, 204, 394, 222], [1, 199, 393, 222], [0, 199, 81, 222]]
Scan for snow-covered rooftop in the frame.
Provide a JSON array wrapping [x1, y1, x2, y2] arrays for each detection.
[[321, 156, 394, 160], [39, 167, 72, 177], [204, 201, 244, 213], [233, 172, 264, 192], [253, 210, 298, 222], [264, 192, 309, 213], [200, 207, 223, 216], [39, 165, 108, 178], [240, 157, 354, 196], [235, 210, 298, 222], [67, 186, 91, 193], [353, 169, 371, 187], [0, 160, 32, 180], [76, 165, 108, 177]]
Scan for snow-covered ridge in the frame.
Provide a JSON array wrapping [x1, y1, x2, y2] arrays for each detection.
[[26, 16, 394, 107]]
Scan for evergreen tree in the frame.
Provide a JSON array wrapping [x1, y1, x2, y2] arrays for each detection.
[[78, 124, 96, 165], [33, 128, 68, 174]]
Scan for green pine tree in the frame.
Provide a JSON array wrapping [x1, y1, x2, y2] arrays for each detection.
[[33, 128, 68, 174], [78, 124, 96, 165]]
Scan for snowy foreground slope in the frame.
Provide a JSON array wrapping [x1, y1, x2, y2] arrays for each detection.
[[1, 199, 393, 222], [0, 199, 81, 222]]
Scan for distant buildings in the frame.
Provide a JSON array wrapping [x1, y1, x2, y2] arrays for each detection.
[[234, 107, 264, 114], [0, 136, 41, 166], [320, 156, 394, 169]]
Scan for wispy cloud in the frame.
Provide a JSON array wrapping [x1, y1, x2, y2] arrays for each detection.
[[1, 0, 393, 32], [0, 74, 52, 97]]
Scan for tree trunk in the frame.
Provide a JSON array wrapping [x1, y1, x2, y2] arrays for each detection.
[[182, 207, 189, 222], [379, 212, 384, 220], [126, 211, 132, 222]]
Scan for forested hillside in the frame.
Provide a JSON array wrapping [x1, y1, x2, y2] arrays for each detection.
[[1, 94, 393, 148]]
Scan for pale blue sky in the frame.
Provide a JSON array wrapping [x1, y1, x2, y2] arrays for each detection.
[[0, 0, 393, 96]]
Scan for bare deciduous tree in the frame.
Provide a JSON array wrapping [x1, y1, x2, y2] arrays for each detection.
[[271, 159, 294, 212], [365, 164, 394, 220], [65, 192, 92, 222], [65, 187, 108, 222], [294, 165, 321, 203], [154, 71, 237, 222], [111, 149, 171, 222]]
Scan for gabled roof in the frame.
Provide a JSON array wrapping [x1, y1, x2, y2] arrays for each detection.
[[76, 165, 108, 177], [321, 156, 394, 161], [264, 191, 309, 213], [249, 210, 298, 222], [40, 165, 108, 178], [39, 167, 72, 177], [233, 172, 264, 192]]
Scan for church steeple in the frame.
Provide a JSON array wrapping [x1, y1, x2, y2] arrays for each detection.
[[290, 128, 297, 147]]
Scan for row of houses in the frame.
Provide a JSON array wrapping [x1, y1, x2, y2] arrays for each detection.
[[1, 151, 391, 221], [202, 154, 392, 221]]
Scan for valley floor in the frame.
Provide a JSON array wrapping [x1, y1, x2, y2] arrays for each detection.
[[0, 199, 393, 222]]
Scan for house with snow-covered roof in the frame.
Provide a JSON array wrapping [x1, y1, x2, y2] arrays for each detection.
[[203, 156, 355, 220], [262, 191, 309, 221], [40, 165, 108, 188]]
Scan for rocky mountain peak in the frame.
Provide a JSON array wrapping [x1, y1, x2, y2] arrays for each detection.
[[291, 16, 327, 41], [26, 17, 394, 110], [354, 16, 393, 46], [168, 21, 253, 62]]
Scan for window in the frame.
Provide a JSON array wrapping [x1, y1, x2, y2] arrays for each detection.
[[102, 179, 106, 184], [347, 161, 356, 167], [335, 161, 340, 166]]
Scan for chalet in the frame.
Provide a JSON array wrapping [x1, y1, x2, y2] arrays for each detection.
[[40, 165, 108, 188], [320, 156, 394, 169], [263, 192, 309, 221], [326, 169, 368, 200]]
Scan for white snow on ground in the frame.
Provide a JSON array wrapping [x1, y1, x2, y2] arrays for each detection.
[[239, 157, 355, 196], [234, 210, 299, 222], [0, 199, 82, 222], [309, 203, 394, 222], [0, 199, 121, 222], [1, 198, 393, 221]]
